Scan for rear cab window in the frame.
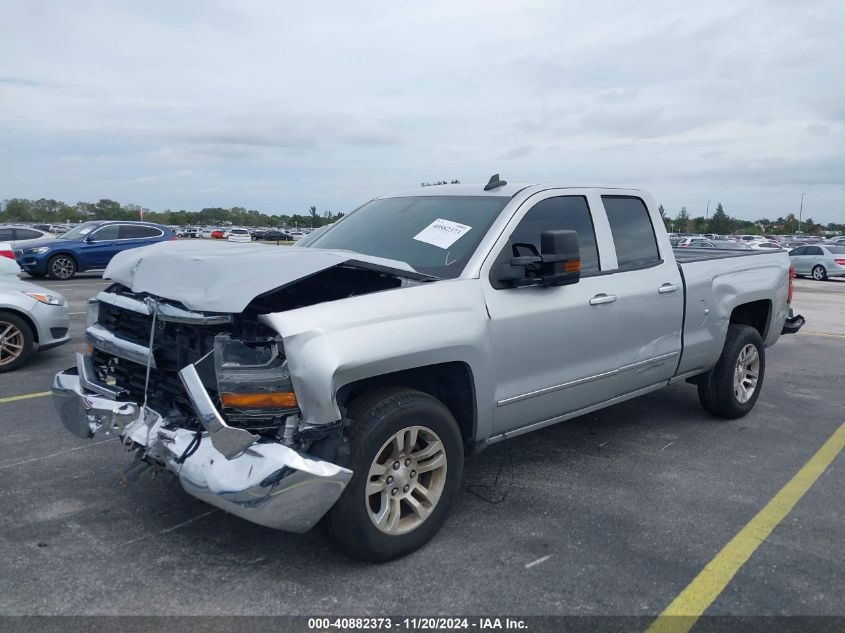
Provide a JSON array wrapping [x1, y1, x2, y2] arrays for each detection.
[[601, 196, 661, 270]]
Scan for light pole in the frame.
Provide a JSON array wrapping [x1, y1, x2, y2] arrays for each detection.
[[798, 192, 805, 234]]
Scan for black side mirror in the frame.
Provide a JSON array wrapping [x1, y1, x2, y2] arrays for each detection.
[[496, 229, 581, 288]]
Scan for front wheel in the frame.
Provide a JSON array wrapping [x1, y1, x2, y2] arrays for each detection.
[[47, 255, 76, 280], [811, 265, 828, 281], [0, 311, 35, 372], [698, 324, 766, 419], [327, 387, 464, 562]]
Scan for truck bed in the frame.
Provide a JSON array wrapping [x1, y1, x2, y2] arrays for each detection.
[[674, 247, 791, 380], [673, 247, 777, 264]]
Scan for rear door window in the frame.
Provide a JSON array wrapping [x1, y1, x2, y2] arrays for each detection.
[[120, 224, 163, 239], [602, 196, 661, 269], [806, 246, 824, 256]]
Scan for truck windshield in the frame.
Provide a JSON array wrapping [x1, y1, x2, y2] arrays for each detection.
[[304, 195, 510, 278]]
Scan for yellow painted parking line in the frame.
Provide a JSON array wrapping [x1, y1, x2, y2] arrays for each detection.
[[797, 331, 845, 339], [0, 390, 52, 404], [647, 421, 845, 633]]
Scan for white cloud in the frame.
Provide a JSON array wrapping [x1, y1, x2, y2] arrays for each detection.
[[0, 0, 843, 222]]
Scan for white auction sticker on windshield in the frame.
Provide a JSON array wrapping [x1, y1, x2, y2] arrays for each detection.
[[413, 218, 472, 249]]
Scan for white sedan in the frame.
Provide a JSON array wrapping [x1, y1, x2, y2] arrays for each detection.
[[749, 241, 783, 250], [226, 228, 252, 243], [0, 252, 71, 371]]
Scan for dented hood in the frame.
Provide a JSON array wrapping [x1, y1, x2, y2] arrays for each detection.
[[104, 240, 420, 313]]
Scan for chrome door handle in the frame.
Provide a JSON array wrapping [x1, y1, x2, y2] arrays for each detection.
[[658, 283, 680, 294], [589, 293, 617, 305]]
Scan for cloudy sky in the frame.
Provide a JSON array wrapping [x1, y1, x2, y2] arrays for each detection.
[[1, 0, 844, 223]]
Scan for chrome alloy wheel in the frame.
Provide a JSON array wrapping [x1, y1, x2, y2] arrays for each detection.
[[366, 425, 447, 535], [0, 321, 25, 367], [50, 257, 74, 279], [812, 266, 826, 280], [734, 343, 760, 404]]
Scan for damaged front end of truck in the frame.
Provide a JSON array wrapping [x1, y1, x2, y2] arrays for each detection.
[[51, 242, 433, 532]]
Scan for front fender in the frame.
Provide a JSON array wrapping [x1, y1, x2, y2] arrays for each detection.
[[260, 279, 495, 443]]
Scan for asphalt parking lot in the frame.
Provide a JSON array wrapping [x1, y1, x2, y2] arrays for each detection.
[[0, 274, 842, 619]]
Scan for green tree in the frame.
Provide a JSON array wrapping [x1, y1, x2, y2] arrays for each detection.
[[709, 202, 732, 234], [691, 216, 708, 233], [783, 213, 799, 234], [675, 206, 690, 233]]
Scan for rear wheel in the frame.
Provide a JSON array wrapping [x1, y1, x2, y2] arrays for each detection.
[[327, 387, 464, 562], [811, 265, 827, 281], [0, 311, 35, 372], [47, 254, 76, 280], [698, 324, 765, 419]]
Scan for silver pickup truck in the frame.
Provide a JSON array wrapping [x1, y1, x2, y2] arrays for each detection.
[[52, 178, 804, 561]]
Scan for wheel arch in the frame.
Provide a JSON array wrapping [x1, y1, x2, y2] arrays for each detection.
[[336, 362, 478, 454], [47, 250, 81, 271], [0, 307, 38, 344], [729, 299, 772, 340]]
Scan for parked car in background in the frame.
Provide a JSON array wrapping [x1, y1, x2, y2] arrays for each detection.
[[179, 227, 203, 239], [0, 255, 70, 371], [677, 237, 715, 248], [226, 228, 252, 243], [781, 240, 807, 249], [211, 229, 227, 239], [738, 235, 764, 243], [263, 229, 295, 241], [14, 221, 175, 280], [789, 245, 845, 280], [749, 241, 783, 251], [712, 240, 752, 250], [0, 226, 56, 249]]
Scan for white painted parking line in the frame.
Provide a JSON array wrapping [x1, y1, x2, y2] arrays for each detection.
[[0, 438, 117, 471], [525, 555, 552, 569], [120, 509, 219, 546]]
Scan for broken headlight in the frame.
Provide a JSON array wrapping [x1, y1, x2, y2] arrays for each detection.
[[214, 334, 298, 423]]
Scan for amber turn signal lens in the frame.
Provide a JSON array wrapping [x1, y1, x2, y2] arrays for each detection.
[[221, 391, 298, 409], [564, 260, 581, 273]]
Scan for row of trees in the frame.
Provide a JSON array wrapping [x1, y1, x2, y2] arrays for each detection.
[[0, 198, 344, 229], [1, 196, 841, 235], [657, 203, 842, 235]]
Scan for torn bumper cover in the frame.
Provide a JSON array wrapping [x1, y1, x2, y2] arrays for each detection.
[[51, 354, 351, 533]]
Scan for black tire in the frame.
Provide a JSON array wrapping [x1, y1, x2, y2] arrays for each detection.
[[0, 311, 35, 372], [811, 265, 828, 281], [47, 254, 77, 280], [698, 324, 766, 419], [326, 387, 464, 562]]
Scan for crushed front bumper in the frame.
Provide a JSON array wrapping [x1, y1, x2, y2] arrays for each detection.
[[51, 354, 352, 533]]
